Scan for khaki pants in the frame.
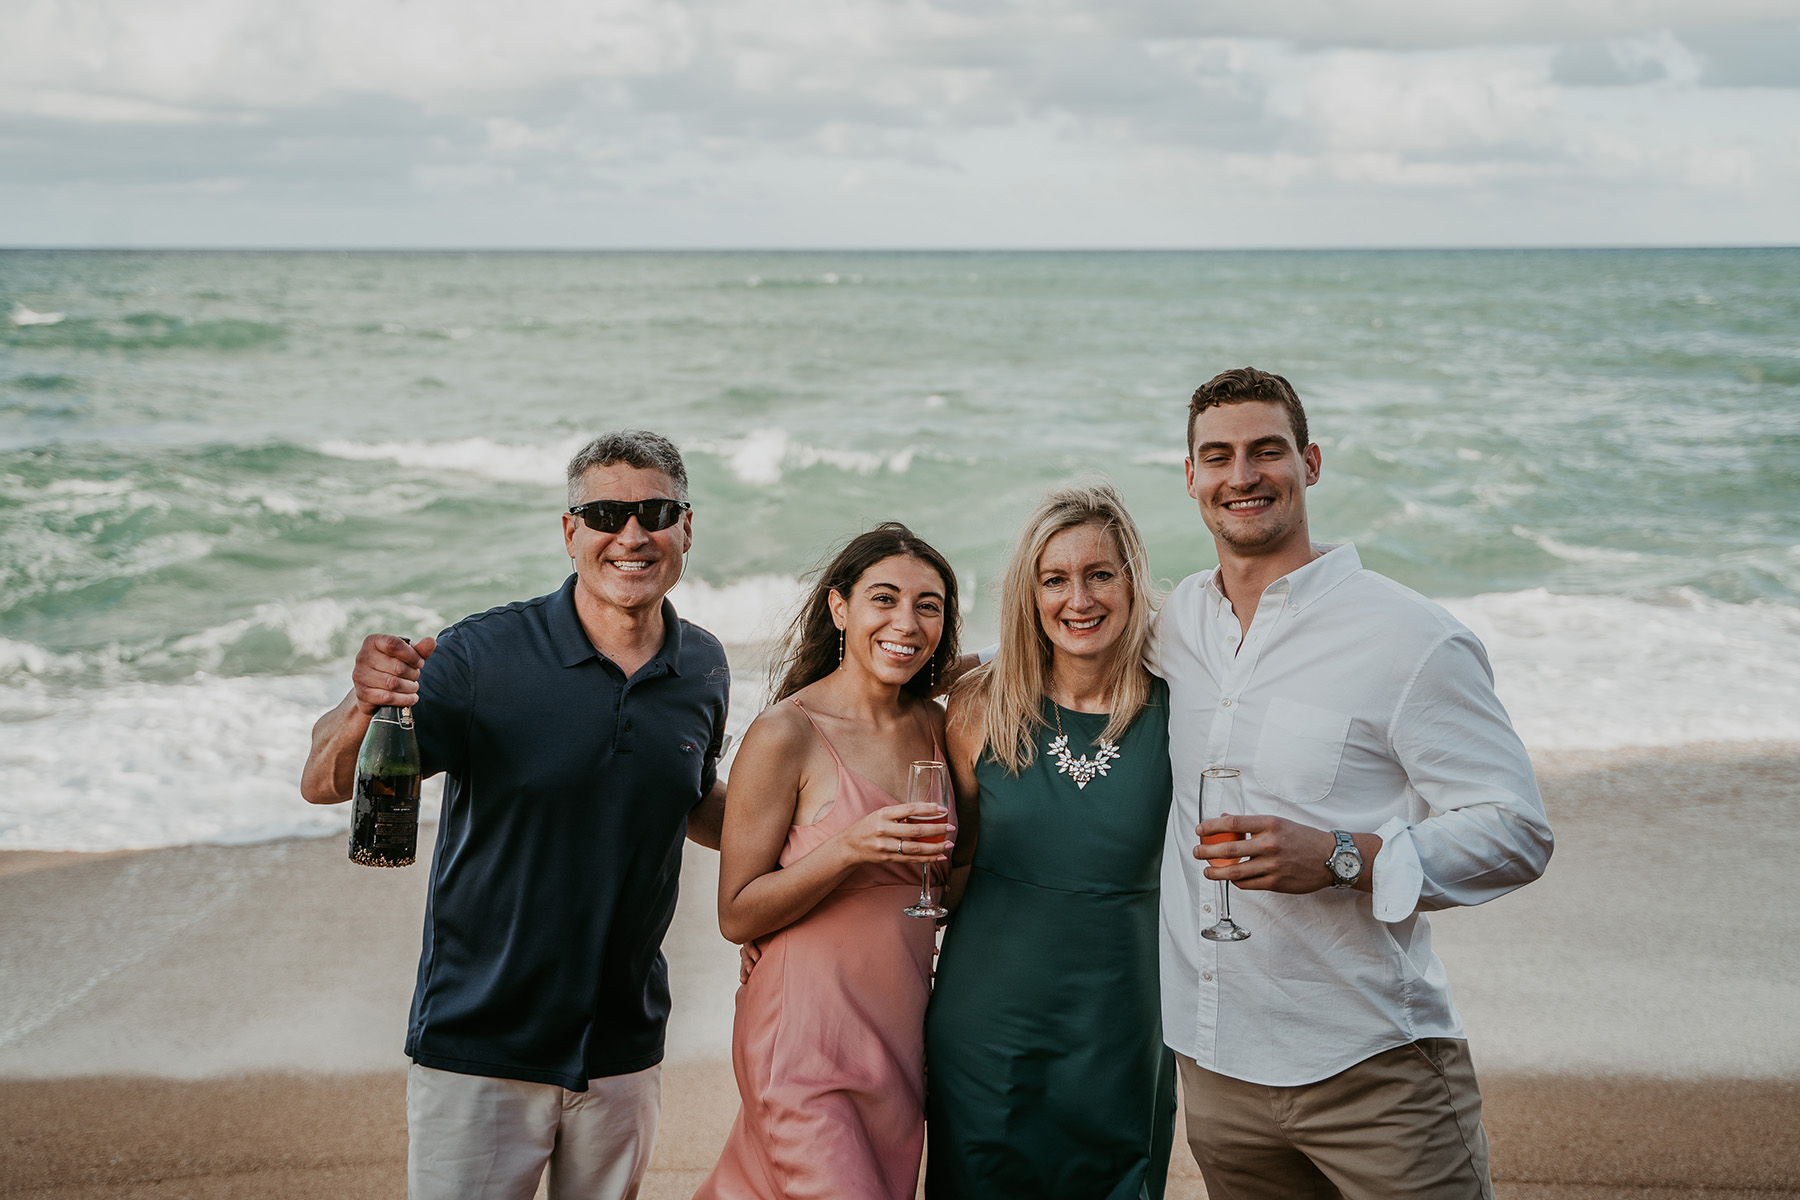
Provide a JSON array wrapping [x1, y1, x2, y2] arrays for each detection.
[[406, 1062, 662, 1200], [1177, 1040, 1492, 1200]]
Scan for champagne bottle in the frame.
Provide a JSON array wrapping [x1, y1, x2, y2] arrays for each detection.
[[349, 702, 421, 868]]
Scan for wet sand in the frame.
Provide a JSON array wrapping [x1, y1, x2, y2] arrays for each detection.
[[3, 743, 1797, 1198]]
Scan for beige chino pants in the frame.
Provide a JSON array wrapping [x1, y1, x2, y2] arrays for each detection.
[[1178, 1039, 1493, 1200], [406, 1062, 662, 1200]]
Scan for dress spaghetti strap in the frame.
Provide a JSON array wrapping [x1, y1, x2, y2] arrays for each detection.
[[790, 697, 848, 771]]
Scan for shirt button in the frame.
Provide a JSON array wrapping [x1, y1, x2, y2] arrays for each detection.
[[1202, 972, 1214, 982], [1203, 904, 1213, 913], [1221, 698, 1233, 708]]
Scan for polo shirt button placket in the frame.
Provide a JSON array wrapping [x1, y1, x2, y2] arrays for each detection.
[[614, 690, 632, 755]]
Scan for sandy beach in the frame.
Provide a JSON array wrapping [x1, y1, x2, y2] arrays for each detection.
[[4, 743, 1798, 1199]]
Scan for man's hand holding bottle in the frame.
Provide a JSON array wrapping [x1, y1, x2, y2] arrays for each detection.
[[351, 633, 436, 714]]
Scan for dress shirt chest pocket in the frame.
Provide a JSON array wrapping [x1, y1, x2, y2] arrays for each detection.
[[1253, 698, 1351, 805]]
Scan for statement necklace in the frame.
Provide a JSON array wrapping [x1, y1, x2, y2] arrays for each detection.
[[1047, 703, 1123, 789]]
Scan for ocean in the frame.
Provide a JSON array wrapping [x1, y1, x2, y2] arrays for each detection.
[[3, 248, 1797, 851]]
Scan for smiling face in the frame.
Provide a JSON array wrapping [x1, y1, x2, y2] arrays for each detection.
[[827, 554, 947, 689], [1185, 399, 1321, 564], [1036, 520, 1131, 667], [561, 463, 692, 620]]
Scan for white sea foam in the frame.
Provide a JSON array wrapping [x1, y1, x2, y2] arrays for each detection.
[[318, 436, 583, 486], [723, 429, 788, 486], [167, 599, 359, 664], [9, 305, 65, 327], [704, 428, 916, 487], [0, 670, 384, 851], [5, 587, 1794, 852], [319, 431, 919, 492], [0, 638, 82, 677], [0, 657, 765, 853], [0, 600, 444, 685], [1513, 526, 1649, 566], [44, 477, 134, 496], [669, 574, 806, 646], [1443, 588, 1800, 751]]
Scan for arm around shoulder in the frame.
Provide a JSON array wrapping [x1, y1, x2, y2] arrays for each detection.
[[685, 677, 732, 851]]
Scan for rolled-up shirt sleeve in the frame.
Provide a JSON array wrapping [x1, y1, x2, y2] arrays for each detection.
[[1371, 631, 1553, 922]]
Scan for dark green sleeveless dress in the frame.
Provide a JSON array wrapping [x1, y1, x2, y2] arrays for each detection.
[[924, 685, 1177, 1200]]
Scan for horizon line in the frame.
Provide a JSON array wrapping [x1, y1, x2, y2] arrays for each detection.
[[4, 242, 1797, 254]]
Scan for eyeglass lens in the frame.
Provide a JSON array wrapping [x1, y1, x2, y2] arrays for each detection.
[[572, 499, 687, 533]]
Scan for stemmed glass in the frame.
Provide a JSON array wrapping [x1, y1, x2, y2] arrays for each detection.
[[1199, 766, 1251, 942], [902, 760, 950, 919]]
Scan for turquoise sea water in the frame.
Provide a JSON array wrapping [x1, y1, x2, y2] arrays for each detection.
[[3, 249, 1798, 849]]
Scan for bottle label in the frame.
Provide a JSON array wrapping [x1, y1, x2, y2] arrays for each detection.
[[351, 771, 421, 867]]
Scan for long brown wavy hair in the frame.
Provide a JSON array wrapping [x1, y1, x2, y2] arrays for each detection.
[[770, 522, 962, 704]]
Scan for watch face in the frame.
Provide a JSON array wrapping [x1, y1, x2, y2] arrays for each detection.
[[1330, 850, 1359, 879]]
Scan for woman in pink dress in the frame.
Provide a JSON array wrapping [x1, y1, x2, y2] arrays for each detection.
[[695, 522, 962, 1200]]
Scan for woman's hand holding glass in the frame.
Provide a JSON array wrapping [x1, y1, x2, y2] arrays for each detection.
[[838, 801, 952, 868]]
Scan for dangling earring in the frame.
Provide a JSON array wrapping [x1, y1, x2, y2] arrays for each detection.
[[929, 655, 937, 690], [837, 626, 845, 665]]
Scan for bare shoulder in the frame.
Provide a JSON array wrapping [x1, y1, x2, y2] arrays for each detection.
[[737, 699, 814, 765]]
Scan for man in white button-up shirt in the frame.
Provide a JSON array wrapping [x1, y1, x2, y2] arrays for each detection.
[[1151, 368, 1552, 1199]]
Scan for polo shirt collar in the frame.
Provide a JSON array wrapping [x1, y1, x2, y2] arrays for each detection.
[[547, 574, 687, 674], [1204, 541, 1362, 616]]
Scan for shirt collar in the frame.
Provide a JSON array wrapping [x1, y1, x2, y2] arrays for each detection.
[[548, 574, 687, 674], [1204, 542, 1362, 615]]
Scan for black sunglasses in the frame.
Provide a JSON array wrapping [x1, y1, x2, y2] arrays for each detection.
[[568, 497, 691, 534]]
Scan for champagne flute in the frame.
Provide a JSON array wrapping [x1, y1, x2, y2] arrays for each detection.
[[902, 760, 950, 918], [1199, 766, 1250, 942]]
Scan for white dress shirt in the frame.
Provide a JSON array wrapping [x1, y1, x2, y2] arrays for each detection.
[[1151, 542, 1552, 1086]]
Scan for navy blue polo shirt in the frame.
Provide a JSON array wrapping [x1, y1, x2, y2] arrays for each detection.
[[403, 575, 729, 1090]]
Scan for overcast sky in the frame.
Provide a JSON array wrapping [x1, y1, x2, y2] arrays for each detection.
[[4, 0, 1798, 247]]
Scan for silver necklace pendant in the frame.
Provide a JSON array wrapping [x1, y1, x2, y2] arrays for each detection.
[[1047, 732, 1122, 789]]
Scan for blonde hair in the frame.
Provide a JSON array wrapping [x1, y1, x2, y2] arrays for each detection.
[[954, 478, 1160, 775]]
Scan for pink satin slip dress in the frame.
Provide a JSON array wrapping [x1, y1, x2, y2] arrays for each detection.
[[694, 698, 954, 1200]]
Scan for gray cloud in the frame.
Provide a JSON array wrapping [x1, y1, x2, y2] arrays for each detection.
[[1686, 23, 1800, 86], [1550, 42, 1670, 86], [1075, 0, 1800, 50], [0, 97, 466, 187], [1550, 23, 1800, 87]]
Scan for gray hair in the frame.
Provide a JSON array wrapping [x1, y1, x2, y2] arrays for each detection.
[[565, 430, 690, 505]]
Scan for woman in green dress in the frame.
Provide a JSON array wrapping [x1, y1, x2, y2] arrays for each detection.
[[926, 479, 1177, 1200]]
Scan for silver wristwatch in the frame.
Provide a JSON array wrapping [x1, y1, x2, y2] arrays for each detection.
[[1326, 830, 1362, 889]]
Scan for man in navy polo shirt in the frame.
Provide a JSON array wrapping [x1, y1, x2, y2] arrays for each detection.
[[302, 429, 729, 1200]]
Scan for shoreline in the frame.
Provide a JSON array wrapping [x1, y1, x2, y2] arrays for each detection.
[[4, 740, 1798, 1196]]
